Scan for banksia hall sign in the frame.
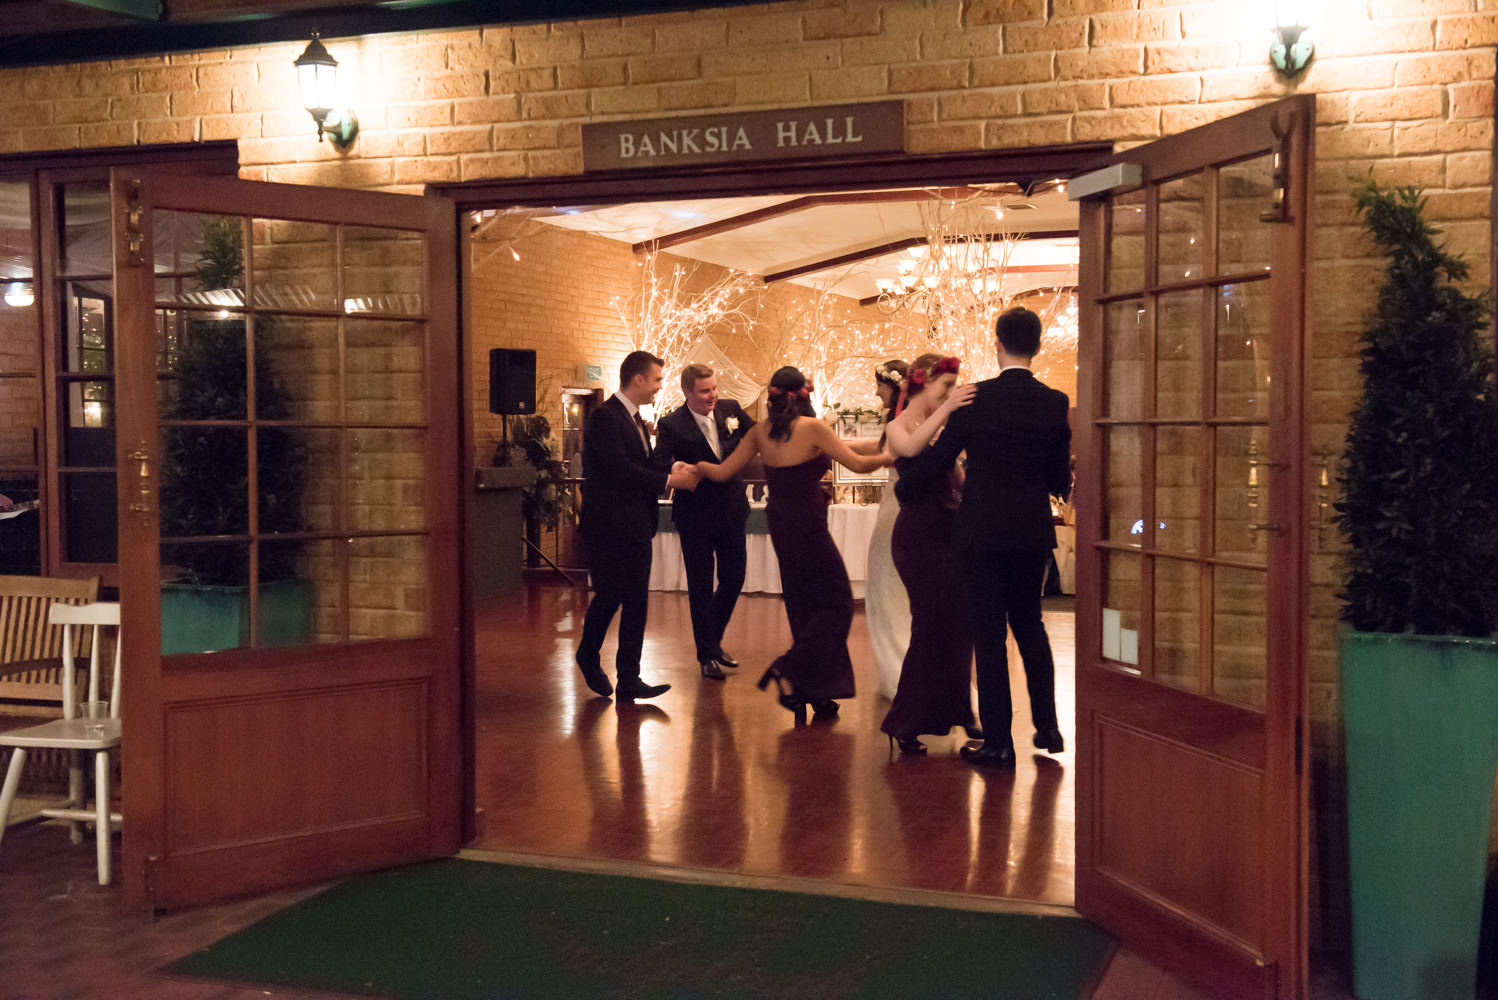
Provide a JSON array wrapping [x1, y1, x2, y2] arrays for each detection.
[[582, 101, 905, 171]]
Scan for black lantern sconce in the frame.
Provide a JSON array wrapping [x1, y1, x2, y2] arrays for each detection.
[[1269, 3, 1315, 79], [294, 33, 359, 148]]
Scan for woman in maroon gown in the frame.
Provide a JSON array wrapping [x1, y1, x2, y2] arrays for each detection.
[[696, 366, 891, 722], [880, 354, 980, 754]]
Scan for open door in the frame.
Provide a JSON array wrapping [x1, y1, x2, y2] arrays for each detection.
[[110, 170, 461, 910], [1072, 96, 1313, 998]]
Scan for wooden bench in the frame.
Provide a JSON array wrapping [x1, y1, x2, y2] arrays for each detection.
[[0, 575, 102, 799], [0, 575, 102, 709]]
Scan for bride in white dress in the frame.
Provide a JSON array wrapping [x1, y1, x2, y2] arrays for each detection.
[[862, 360, 911, 699]]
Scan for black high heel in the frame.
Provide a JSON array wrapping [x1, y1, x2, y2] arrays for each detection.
[[888, 734, 926, 755], [809, 698, 839, 720], [756, 667, 806, 719]]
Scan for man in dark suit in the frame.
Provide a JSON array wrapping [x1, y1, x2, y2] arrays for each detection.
[[576, 350, 700, 702], [652, 363, 756, 681], [913, 306, 1073, 769]]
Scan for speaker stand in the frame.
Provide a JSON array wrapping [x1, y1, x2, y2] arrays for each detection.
[[522, 536, 580, 587]]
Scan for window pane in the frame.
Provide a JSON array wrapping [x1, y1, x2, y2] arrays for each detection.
[[1103, 425, 1143, 545], [1216, 281, 1271, 420], [278, 428, 339, 534], [257, 425, 310, 534], [1156, 290, 1202, 419], [1102, 549, 1142, 669], [350, 535, 427, 639], [1214, 425, 1271, 565], [1154, 426, 1201, 554], [251, 219, 337, 312], [258, 317, 338, 422], [162, 314, 248, 421], [1157, 172, 1205, 285], [1103, 299, 1145, 420], [1154, 557, 1200, 692], [0, 469, 40, 575], [59, 183, 109, 277], [161, 542, 249, 654], [344, 226, 424, 316], [1218, 154, 1276, 278], [160, 426, 249, 538], [264, 538, 343, 645], [0, 379, 40, 466], [1105, 187, 1147, 294], [63, 470, 116, 563], [1213, 564, 1268, 710], [347, 320, 425, 424], [0, 179, 33, 282], [349, 429, 425, 532]]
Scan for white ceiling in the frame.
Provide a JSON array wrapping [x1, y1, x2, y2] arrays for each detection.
[[531, 185, 1080, 303]]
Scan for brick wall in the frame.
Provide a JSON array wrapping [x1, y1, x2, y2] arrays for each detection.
[[3, 0, 1495, 953]]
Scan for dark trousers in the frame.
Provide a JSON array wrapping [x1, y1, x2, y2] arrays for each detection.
[[961, 548, 1059, 750], [677, 519, 748, 662], [578, 530, 653, 681]]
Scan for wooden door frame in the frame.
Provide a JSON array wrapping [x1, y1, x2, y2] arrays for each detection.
[[433, 141, 1116, 840], [1071, 96, 1314, 998]]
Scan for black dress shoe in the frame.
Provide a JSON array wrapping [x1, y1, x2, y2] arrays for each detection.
[[575, 652, 613, 698], [616, 677, 670, 702], [961, 743, 1017, 769], [699, 659, 726, 680], [1033, 728, 1065, 754], [714, 650, 739, 668]]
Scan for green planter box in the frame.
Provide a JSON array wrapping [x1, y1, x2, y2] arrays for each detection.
[[1342, 630, 1498, 1000], [161, 578, 314, 655]]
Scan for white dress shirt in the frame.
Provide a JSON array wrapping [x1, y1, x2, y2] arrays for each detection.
[[692, 407, 722, 459]]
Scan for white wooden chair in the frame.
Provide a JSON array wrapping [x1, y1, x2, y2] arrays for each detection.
[[0, 602, 121, 884]]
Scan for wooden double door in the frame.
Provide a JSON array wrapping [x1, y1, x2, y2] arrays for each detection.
[[108, 171, 462, 910]]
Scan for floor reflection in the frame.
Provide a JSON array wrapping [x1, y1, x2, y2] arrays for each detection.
[[473, 584, 1075, 907]]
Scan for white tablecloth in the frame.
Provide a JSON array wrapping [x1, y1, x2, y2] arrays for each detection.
[[649, 503, 880, 599]]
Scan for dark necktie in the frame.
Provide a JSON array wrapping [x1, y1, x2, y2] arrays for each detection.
[[633, 412, 650, 453]]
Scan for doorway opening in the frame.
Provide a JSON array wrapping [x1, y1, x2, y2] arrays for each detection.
[[455, 156, 1092, 909]]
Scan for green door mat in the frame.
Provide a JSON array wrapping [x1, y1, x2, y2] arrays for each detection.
[[168, 859, 1111, 999]]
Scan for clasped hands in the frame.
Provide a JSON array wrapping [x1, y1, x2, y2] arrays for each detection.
[[667, 460, 701, 490]]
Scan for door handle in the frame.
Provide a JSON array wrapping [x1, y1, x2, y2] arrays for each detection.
[[127, 448, 152, 516]]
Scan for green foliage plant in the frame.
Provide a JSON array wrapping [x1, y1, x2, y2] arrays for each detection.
[[1334, 179, 1498, 637], [494, 414, 571, 530], [160, 216, 308, 586]]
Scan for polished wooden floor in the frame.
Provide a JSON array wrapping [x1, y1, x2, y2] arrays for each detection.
[[473, 584, 1077, 905], [0, 583, 1356, 998]]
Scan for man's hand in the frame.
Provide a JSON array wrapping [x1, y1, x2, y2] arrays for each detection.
[[668, 460, 700, 490]]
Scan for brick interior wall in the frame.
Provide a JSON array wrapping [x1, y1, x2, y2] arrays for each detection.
[[3, 0, 1495, 953]]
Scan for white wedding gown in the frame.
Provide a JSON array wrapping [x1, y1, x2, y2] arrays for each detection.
[[864, 466, 911, 699]]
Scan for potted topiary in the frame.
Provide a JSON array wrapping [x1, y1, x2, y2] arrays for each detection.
[[1335, 179, 1498, 1000], [159, 216, 312, 653]]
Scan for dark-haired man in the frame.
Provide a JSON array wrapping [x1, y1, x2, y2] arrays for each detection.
[[575, 350, 699, 702], [652, 363, 756, 681], [907, 306, 1073, 768]]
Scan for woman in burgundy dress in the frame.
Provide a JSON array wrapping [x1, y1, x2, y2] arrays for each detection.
[[880, 354, 980, 754], [696, 366, 891, 722]]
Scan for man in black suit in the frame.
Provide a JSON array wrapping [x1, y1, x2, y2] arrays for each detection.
[[575, 350, 700, 702], [913, 306, 1073, 768], [652, 363, 756, 681]]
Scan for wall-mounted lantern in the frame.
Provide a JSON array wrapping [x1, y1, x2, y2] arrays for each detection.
[[1269, 3, 1315, 78], [294, 33, 359, 149]]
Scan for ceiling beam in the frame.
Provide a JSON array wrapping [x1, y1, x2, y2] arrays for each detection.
[[62, 0, 162, 18], [630, 187, 992, 255], [763, 228, 1079, 284]]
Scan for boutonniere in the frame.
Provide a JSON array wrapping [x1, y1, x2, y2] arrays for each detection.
[[725, 415, 739, 434]]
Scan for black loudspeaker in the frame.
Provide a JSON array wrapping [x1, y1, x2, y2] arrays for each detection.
[[489, 348, 536, 414]]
